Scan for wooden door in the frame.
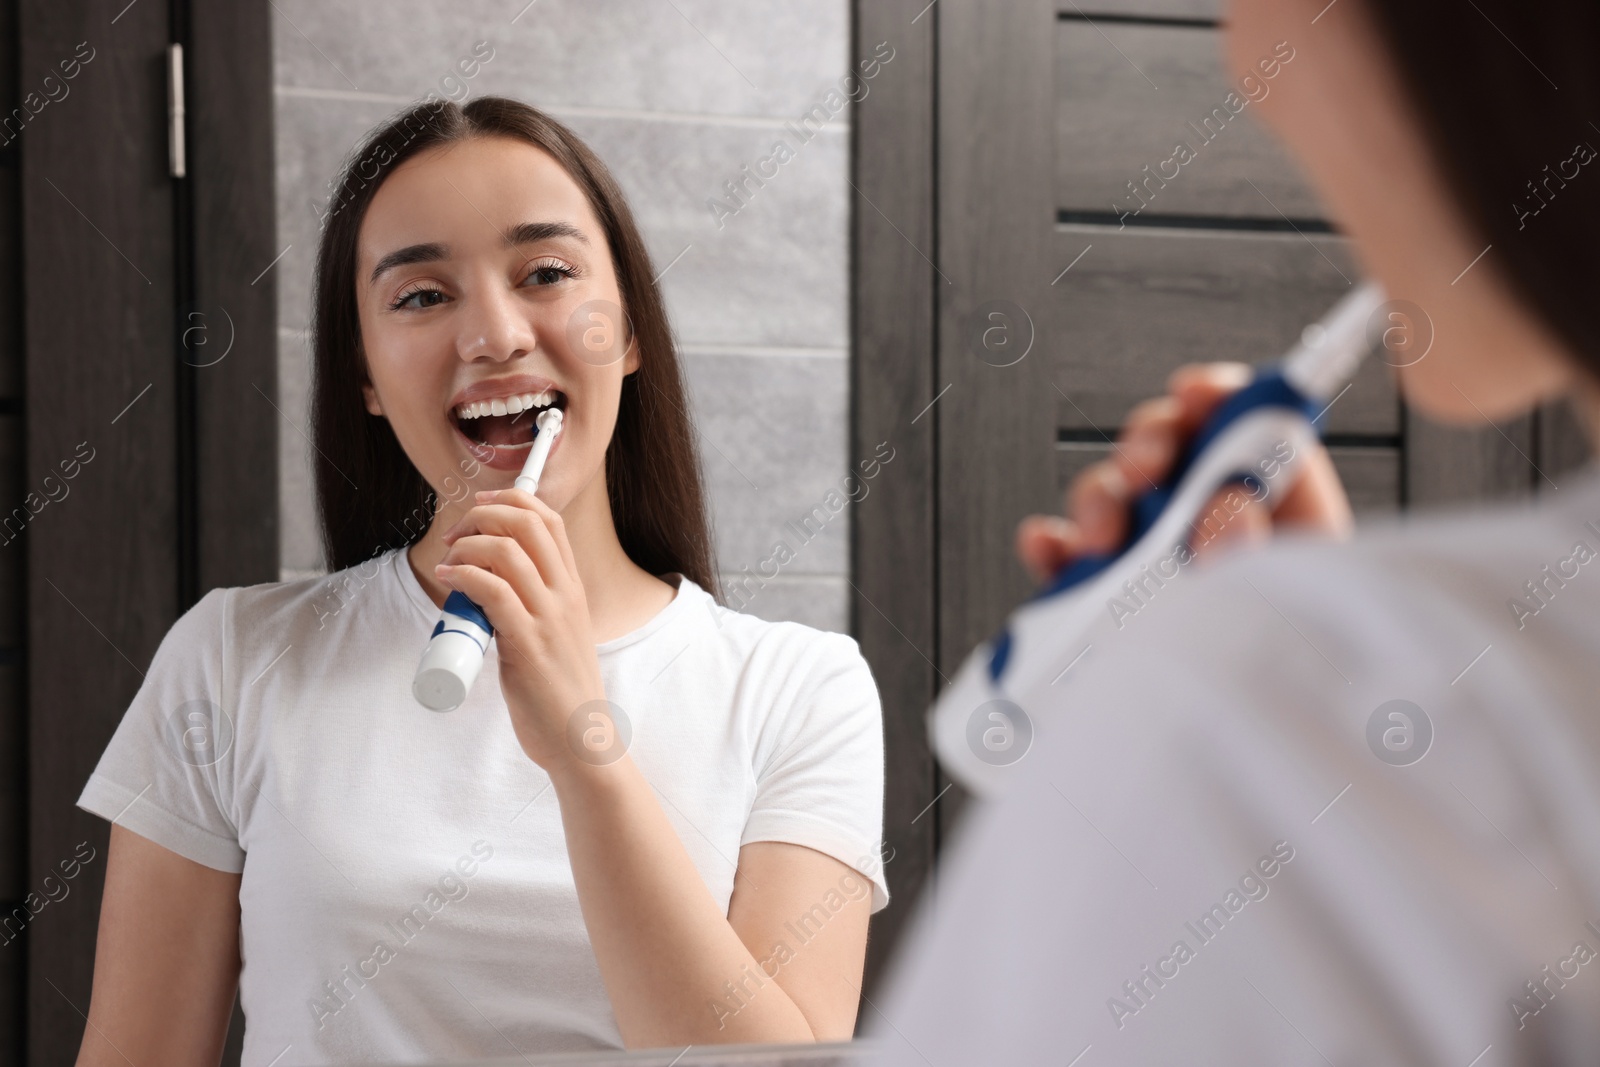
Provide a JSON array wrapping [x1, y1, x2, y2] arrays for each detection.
[[851, 0, 1588, 1001], [7, 1, 276, 1063]]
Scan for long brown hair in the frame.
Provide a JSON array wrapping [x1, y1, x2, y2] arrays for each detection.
[[1363, 0, 1600, 380], [309, 96, 720, 601]]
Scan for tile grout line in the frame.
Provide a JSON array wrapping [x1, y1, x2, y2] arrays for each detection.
[[273, 84, 854, 134]]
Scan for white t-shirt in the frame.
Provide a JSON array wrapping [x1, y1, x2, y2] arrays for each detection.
[[871, 460, 1600, 1067], [76, 546, 889, 1065]]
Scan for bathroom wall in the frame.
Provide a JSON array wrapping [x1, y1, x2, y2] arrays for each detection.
[[272, 0, 854, 631]]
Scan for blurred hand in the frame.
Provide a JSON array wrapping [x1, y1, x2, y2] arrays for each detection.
[[1016, 362, 1354, 583]]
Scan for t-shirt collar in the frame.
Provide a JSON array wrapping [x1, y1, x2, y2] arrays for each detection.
[[386, 546, 699, 654]]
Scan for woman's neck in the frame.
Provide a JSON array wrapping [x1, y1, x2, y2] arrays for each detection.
[[406, 465, 677, 643]]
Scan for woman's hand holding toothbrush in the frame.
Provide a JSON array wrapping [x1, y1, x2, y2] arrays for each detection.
[[436, 487, 608, 776], [1015, 361, 1355, 583]]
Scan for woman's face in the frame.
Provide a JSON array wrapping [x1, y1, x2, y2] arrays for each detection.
[[355, 134, 637, 517], [1225, 0, 1580, 425]]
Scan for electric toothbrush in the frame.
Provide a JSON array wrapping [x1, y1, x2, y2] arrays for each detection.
[[928, 281, 1389, 796], [412, 406, 564, 711]]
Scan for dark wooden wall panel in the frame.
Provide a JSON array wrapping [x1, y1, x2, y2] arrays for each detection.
[[22, 0, 181, 1058], [1047, 226, 1398, 435], [0, 416, 18, 652], [1056, 21, 1326, 221], [936, 0, 1058, 834], [191, 0, 278, 597], [851, 0, 939, 1005], [1407, 416, 1538, 507], [1330, 446, 1403, 515], [189, 6, 279, 1060], [0, 162, 15, 407], [0, 0, 20, 1055], [0, 670, 17, 1063], [1537, 399, 1595, 490]]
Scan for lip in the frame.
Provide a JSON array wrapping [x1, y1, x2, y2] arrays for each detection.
[[447, 373, 565, 415]]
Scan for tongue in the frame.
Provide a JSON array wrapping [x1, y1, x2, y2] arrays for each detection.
[[478, 412, 536, 447]]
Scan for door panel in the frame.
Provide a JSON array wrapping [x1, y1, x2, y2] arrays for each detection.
[[936, 0, 1058, 701], [1056, 19, 1325, 221], [851, 0, 939, 1004], [1046, 225, 1398, 435], [22, 1, 181, 1057], [13, 3, 275, 1063]]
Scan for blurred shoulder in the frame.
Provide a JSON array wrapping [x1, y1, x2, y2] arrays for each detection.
[[1071, 461, 1600, 710]]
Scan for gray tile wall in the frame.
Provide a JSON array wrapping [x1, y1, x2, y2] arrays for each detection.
[[272, 0, 853, 632]]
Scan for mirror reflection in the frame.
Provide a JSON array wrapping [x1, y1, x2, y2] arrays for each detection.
[[12, 0, 1600, 1065]]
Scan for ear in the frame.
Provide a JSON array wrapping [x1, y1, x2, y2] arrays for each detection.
[[357, 338, 384, 415], [620, 317, 641, 377]]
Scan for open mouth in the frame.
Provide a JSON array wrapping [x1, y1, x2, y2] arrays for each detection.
[[451, 389, 568, 453]]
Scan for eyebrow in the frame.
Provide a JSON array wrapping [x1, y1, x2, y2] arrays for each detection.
[[367, 221, 590, 286]]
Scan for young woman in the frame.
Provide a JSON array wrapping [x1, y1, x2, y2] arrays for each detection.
[[873, 0, 1600, 1063], [73, 97, 888, 1065]]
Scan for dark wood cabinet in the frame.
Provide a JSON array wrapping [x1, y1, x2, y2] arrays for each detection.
[[1, 2, 276, 1062]]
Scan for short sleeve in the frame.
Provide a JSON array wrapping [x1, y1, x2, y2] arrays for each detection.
[[741, 631, 890, 913], [76, 586, 245, 873]]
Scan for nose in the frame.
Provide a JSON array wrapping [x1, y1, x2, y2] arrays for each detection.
[[456, 275, 537, 363]]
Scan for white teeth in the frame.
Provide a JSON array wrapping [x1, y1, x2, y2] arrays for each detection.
[[454, 390, 562, 421]]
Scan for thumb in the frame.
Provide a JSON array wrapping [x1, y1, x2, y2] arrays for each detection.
[[1015, 515, 1086, 583]]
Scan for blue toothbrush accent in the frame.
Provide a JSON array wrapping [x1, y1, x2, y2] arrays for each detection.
[[432, 590, 494, 649], [986, 369, 1323, 683]]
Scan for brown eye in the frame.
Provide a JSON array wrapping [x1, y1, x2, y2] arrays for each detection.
[[390, 286, 445, 311], [523, 261, 577, 288]]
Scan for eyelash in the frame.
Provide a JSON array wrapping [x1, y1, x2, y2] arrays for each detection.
[[386, 259, 581, 311]]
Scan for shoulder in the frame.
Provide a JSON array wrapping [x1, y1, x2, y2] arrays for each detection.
[[684, 580, 873, 693], [187, 550, 402, 658], [1084, 470, 1600, 710], [666, 580, 880, 734], [1000, 471, 1600, 827]]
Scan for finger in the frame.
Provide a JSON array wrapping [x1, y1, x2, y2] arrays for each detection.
[[1101, 367, 1253, 520], [446, 502, 570, 594], [1121, 395, 1184, 440], [1187, 484, 1273, 563], [1015, 514, 1085, 583], [442, 533, 557, 619], [434, 559, 531, 633], [1112, 407, 1184, 493], [1268, 444, 1354, 538], [1058, 363, 1257, 565], [1068, 462, 1131, 554], [473, 489, 579, 586], [508, 489, 580, 582], [440, 564, 554, 687], [1167, 362, 1253, 432]]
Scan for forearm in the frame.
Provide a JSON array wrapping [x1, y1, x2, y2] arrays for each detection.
[[549, 753, 816, 1048]]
